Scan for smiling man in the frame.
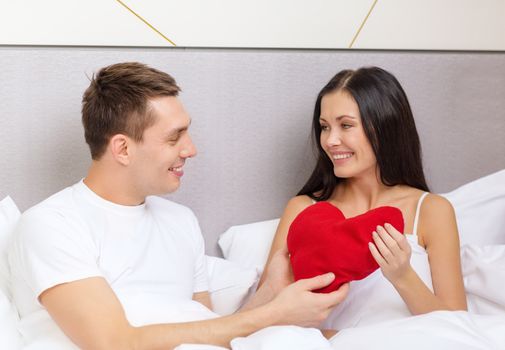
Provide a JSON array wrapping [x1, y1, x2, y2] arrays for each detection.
[[8, 62, 348, 349]]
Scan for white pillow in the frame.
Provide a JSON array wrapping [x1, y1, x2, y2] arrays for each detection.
[[218, 218, 279, 270], [0, 196, 22, 349], [461, 244, 505, 315], [442, 169, 505, 246], [0, 196, 21, 298], [206, 256, 259, 315]]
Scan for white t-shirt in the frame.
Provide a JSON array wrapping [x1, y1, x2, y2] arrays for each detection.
[[9, 180, 217, 347]]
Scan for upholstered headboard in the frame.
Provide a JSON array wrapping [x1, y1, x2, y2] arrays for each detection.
[[1, 46, 504, 256]]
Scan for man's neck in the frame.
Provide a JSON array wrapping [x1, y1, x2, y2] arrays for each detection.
[[84, 161, 145, 206]]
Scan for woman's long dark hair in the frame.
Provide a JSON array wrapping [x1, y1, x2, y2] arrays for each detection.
[[298, 67, 429, 201]]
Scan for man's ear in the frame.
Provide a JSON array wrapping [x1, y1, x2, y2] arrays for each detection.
[[109, 134, 131, 166]]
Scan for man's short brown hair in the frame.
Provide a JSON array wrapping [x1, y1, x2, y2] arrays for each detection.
[[82, 62, 180, 159]]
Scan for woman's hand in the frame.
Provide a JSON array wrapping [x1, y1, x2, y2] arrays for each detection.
[[368, 223, 413, 284]]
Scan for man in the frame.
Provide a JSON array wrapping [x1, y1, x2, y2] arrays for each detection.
[[9, 62, 348, 349]]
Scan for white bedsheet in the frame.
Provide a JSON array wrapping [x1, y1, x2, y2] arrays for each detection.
[[10, 244, 505, 349], [175, 312, 505, 350], [174, 244, 505, 350]]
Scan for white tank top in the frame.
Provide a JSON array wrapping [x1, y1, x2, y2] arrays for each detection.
[[320, 192, 433, 329]]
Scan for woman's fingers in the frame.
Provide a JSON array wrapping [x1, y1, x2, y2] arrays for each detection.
[[369, 241, 386, 266], [376, 225, 402, 252], [384, 223, 410, 251]]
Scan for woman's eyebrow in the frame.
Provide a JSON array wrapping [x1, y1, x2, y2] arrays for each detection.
[[336, 115, 356, 120], [319, 115, 356, 121]]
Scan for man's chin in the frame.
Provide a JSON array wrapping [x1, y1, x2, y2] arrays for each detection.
[[159, 182, 181, 196]]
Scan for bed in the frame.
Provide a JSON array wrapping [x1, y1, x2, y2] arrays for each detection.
[[2, 169, 505, 349]]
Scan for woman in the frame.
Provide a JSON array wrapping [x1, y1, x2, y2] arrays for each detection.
[[262, 66, 467, 329]]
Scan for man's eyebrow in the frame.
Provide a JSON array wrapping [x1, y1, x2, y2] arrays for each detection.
[[165, 120, 192, 138], [165, 127, 188, 138]]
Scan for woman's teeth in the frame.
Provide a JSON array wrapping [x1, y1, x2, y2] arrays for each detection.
[[332, 153, 353, 160]]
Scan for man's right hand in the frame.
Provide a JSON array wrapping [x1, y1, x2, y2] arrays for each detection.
[[269, 274, 349, 327]]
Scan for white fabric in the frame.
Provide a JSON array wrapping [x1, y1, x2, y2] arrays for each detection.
[[462, 244, 505, 315], [442, 169, 505, 246], [412, 192, 428, 235], [330, 311, 505, 350], [0, 196, 22, 350], [175, 312, 505, 350], [0, 196, 21, 298], [219, 218, 279, 270], [206, 256, 259, 315], [231, 326, 332, 350], [8, 181, 215, 347]]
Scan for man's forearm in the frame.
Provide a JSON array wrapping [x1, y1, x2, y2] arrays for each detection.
[[130, 303, 277, 350]]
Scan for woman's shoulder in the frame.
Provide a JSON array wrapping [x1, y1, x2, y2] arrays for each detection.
[[279, 195, 315, 222], [421, 193, 455, 216], [418, 193, 458, 242], [285, 195, 315, 212], [395, 187, 452, 210]]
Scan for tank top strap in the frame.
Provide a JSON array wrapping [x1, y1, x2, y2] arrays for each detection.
[[412, 192, 429, 236]]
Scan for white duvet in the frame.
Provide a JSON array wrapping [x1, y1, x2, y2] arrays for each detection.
[[174, 244, 505, 350], [175, 312, 505, 350], [10, 244, 505, 349]]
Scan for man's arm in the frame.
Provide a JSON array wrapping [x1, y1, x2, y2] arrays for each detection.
[[41, 273, 347, 350]]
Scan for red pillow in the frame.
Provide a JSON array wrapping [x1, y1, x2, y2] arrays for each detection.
[[287, 202, 404, 293]]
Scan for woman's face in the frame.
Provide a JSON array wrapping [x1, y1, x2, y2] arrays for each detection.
[[319, 89, 377, 179]]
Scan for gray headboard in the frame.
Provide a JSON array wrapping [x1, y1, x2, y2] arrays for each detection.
[[1, 46, 504, 256]]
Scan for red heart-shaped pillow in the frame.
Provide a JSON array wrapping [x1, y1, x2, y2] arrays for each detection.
[[287, 202, 404, 293]]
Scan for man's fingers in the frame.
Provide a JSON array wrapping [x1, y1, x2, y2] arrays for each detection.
[[298, 272, 335, 291], [325, 282, 349, 304]]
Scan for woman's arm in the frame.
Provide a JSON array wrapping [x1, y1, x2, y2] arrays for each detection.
[[369, 194, 467, 315], [419, 194, 467, 310], [258, 195, 313, 288]]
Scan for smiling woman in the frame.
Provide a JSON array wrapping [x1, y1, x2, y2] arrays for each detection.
[[303, 67, 428, 202], [262, 66, 468, 331]]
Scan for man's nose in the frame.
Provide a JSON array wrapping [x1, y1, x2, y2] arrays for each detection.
[[180, 134, 197, 159]]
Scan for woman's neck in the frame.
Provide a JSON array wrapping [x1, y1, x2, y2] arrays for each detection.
[[332, 172, 396, 211]]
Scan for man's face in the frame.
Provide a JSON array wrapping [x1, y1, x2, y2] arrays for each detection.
[[129, 96, 196, 197]]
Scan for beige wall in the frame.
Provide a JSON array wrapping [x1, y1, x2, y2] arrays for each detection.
[[1, 47, 504, 256]]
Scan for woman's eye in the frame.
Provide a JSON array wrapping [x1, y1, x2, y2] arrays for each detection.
[[320, 125, 329, 131], [342, 123, 352, 129]]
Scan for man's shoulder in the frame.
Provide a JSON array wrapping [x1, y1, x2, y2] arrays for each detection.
[[22, 184, 79, 220], [12, 184, 86, 249]]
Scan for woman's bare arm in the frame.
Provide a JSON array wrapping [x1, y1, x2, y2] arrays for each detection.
[[258, 195, 313, 287]]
